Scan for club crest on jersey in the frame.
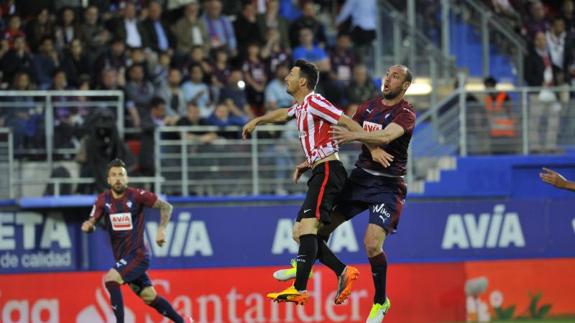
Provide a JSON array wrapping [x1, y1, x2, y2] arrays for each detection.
[[363, 121, 382, 132], [110, 212, 133, 231]]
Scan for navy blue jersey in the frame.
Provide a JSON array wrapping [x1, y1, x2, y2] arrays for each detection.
[[90, 187, 158, 260], [353, 97, 416, 176]]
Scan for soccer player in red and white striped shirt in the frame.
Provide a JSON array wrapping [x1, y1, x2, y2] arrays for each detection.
[[242, 59, 364, 305]]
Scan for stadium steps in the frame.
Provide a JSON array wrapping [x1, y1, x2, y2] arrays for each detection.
[[417, 154, 575, 198]]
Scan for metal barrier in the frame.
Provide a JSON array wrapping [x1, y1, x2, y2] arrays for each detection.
[[409, 85, 575, 190], [0, 90, 124, 170], [154, 124, 363, 196], [0, 128, 14, 198]]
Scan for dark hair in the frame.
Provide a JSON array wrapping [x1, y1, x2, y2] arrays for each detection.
[[483, 76, 497, 87], [150, 96, 166, 108], [293, 59, 319, 90], [106, 158, 126, 175]]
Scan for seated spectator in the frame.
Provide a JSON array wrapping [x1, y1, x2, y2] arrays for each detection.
[[182, 63, 213, 117], [261, 27, 290, 75], [257, 0, 290, 52], [173, 1, 209, 55], [0, 35, 33, 84], [206, 103, 247, 138], [60, 38, 90, 88], [561, 0, 575, 34], [345, 64, 378, 115], [26, 8, 54, 52], [219, 68, 253, 120], [176, 102, 218, 144], [54, 6, 79, 52], [546, 17, 567, 84], [110, 2, 144, 49], [142, 1, 175, 53], [187, 45, 213, 77], [33, 36, 60, 89], [96, 68, 139, 128], [525, 31, 562, 153], [523, 0, 549, 39], [139, 97, 176, 176], [5, 71, 42, 154], [242, 42, 268, 115], [125, 64, 155, 122], [78, 6, 111, 64], [234, 0, 264, 59], [264, 62, 293, 111], [210, 47, 231, 90], [3, 15, 25, 47], [288, 1, 327, 48], [329, 33, 356, 84], [292, 27, 330, 72], [201, 0, 237, 56], [94, 37, 127, 80], [157, 67, 187, 116]]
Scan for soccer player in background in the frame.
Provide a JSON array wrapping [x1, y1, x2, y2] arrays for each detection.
[[81, 159, 191, 323], [273, 65, 415, 322], [243, 59, 375, 305], [540, 167, 575, 191]]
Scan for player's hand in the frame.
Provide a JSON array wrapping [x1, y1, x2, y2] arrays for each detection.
[[242, 119, 258, 139], [292, 161, 310, 183], [330, 125, 357, 144], [540, 167, 567, 189], [156, 228, 167, 247], [81, 220, 95, 233], [370, 147, 394, 168]]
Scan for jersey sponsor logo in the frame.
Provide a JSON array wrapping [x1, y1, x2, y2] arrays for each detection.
[[109, 212, 133, 231], [441, 204, 525, 250], [362, 121, 382, 132]]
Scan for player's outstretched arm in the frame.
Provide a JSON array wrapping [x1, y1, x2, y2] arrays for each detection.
[[335, 115, 394, 167], [242, 108, 290, 139], [540, 168, 575, 191], [152, 198, 174, 247], [332, 122, 404, 146]]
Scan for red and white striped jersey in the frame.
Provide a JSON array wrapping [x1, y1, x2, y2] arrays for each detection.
[[287, 92, 343, 164]]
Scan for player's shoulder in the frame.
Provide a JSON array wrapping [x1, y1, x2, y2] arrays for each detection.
[[357, 97, 382, 112], [94, 191, 108, 203], [398, 100, 416, 115]]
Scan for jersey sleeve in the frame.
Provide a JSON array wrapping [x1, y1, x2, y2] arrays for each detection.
[[352, 100, 370, 123], [392, 104, 416, 133], [135, 189, 158, 208], [89, 195, 105, 224], [287, 103, 297, 118], [307, 94, 343, 124]]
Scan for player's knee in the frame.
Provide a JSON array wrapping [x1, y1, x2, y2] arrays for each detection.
[[104, 271, 121, 283], [140, 288, 157, 304], [364, 237, 382, 257]]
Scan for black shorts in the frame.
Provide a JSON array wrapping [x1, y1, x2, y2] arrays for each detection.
[[334, 168, 407, 234], [297, 160, 347, 224]]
